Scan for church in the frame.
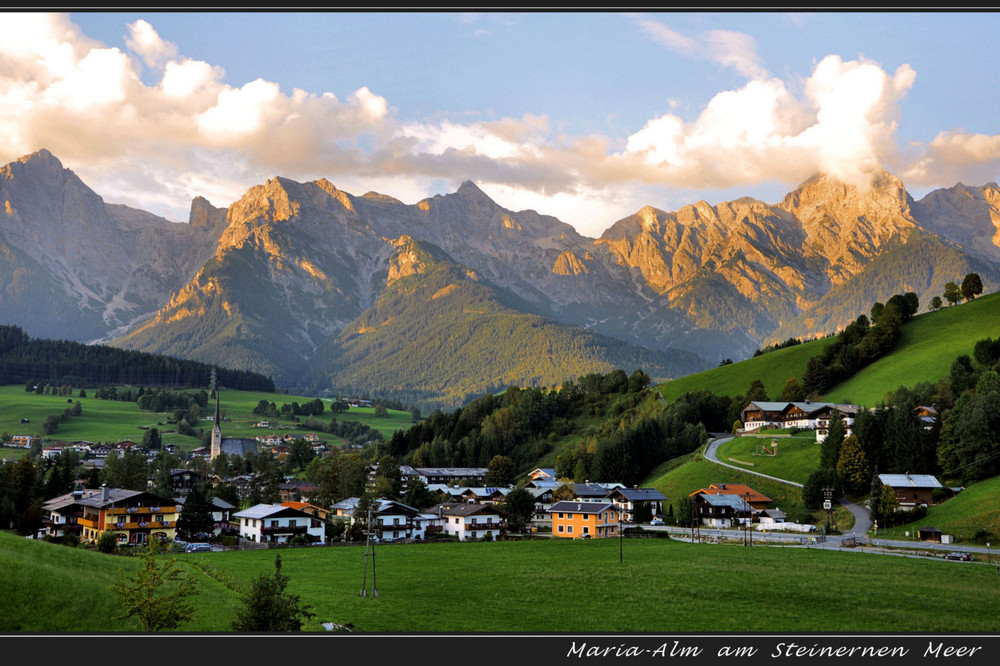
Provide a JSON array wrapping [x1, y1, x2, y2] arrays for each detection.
[[210, 390, 258, 459]]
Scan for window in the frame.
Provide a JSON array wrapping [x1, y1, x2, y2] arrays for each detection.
[[288, 519, 296, 528], [558, 525, 564, 533], [567, 526, 573, 534]]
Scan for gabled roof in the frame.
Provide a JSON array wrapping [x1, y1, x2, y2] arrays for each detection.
[[547, 501, 617, 515], [433, 502, 503, 517], [695, 493, 753, 511], [572, 482, 612, 498], [233, 503, 311, 520], [693, 483, 772, 504], [610, 487, 667, 502], [878, 474, 943, 489]]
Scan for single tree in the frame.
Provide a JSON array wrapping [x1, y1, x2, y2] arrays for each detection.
[[781, 376, 806, 401], [176, 485, 216, 541], [961, 273, 984, 302], [819, 410, 847, 470], [484, 454, 516, 487], [943, 281, 962, 306], [111, 539, 197, 631], [500, 486, 536, 535], [929, 295, 943, 311], [835, 435, 870, 496], [232, 554, 315, 631]]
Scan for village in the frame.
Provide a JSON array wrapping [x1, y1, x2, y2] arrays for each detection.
[[19, 395, 962, 557]]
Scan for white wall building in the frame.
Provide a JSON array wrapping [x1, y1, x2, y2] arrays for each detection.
[[233, 503, 326, 544]]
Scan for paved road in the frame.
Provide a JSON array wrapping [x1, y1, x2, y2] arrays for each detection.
[[701, 436, 918, 553]]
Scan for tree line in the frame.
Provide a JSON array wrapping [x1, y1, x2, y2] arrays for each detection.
[[0, 324, 274, 392]]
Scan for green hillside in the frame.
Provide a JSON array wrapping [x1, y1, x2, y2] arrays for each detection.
[[657, 290, 1000, 408], [323, 260, 705, 409], [656, 336, 828, 405], [825, 291, 1000, 405], [4, 530, 1000, 632]]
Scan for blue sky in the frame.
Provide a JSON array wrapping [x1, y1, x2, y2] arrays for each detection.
[[4, 11, 1000, 237]]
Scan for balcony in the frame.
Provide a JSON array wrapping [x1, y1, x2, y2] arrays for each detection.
[[261, 525, 307, 534], [106, 505, 176, 516]]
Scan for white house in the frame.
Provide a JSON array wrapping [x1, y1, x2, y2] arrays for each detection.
[[233, 503, 326, 544], [433, 502, 505, 541]]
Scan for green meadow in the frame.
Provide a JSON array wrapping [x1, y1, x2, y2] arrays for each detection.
[[656, 338, 826, 405], [825, 291, 1000, 405], [2, 530, 998, 632], [0, 385, 413, 453], [713, 433, 820, 486], [656, 291, 1000, 408]]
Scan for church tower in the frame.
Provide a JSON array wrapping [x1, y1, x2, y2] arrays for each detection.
[[210, 369, 222, 459]]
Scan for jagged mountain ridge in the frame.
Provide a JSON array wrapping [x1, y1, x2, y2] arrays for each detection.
[[2, 149, 1000, 405], [0, 149, 227, 341]]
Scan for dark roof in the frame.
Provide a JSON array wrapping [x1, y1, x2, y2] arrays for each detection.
[[221, 438, 258, 457], [572, 483, 611, 498], [611, 487, 667, 502], [547, 501, 616, 515], [432, 502, 502, 517]]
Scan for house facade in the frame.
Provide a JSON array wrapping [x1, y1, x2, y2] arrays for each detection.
[[548, 501, 619, 539], [693, 492, 753, 528], [740, 401, 860, 439], [878, 473, 943, 507], [45, 486, 179, 546], [434, 502, 505, 541], [233, 503, 326, 544], [608, 487, 667, 523]]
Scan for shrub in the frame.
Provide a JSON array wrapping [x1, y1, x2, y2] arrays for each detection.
[[96, 531, 119, 554]]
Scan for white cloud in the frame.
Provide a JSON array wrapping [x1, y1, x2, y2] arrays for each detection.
[[1, 13, 998, 237]]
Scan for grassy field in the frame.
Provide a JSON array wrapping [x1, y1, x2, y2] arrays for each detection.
[[713, 433, 820, 486], [656, 337, 827, 404], [656, 291, 1000, 408], [825, 292, 1000, 405], [0, 385, 413, 453], [3, 530, 999, 632]]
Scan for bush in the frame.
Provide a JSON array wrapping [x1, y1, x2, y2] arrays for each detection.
[[96, 531, 119, 554]]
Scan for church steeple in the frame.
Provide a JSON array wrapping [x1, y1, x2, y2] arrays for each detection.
[[210, 370, 222, 459]]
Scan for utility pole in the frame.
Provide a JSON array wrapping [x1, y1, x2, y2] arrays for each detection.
[[360, 503, 377, 597]]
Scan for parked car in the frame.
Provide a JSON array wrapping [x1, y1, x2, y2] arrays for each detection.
[[650, 517, 664, 526], [944, 551, 972, 561], [184, 542, 211, 553]]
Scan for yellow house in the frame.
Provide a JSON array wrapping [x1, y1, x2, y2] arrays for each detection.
[[68, 487, 179, 546], [548, 500, 619, 539]]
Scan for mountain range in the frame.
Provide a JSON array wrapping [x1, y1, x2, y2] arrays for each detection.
[[2, 149, 999, 407]]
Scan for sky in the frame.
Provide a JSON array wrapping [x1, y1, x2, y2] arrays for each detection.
[[3, 11, 1000, 238]]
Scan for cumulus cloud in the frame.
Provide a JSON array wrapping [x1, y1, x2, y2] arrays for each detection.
[[1, 13, 998, 236]]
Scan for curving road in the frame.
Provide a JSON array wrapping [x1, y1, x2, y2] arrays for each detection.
[[704, 436, 870, 544]]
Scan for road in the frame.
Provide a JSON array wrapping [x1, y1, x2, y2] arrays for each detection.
[[694, 436, 993, 559]]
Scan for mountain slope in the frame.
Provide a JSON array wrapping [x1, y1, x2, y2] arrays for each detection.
[[316, 237, 704, 406], [0, 150, 226, 340]]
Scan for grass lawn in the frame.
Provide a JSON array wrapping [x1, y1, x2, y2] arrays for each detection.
[[3, 531, 999, 632], [713, 433, 820, 485]]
